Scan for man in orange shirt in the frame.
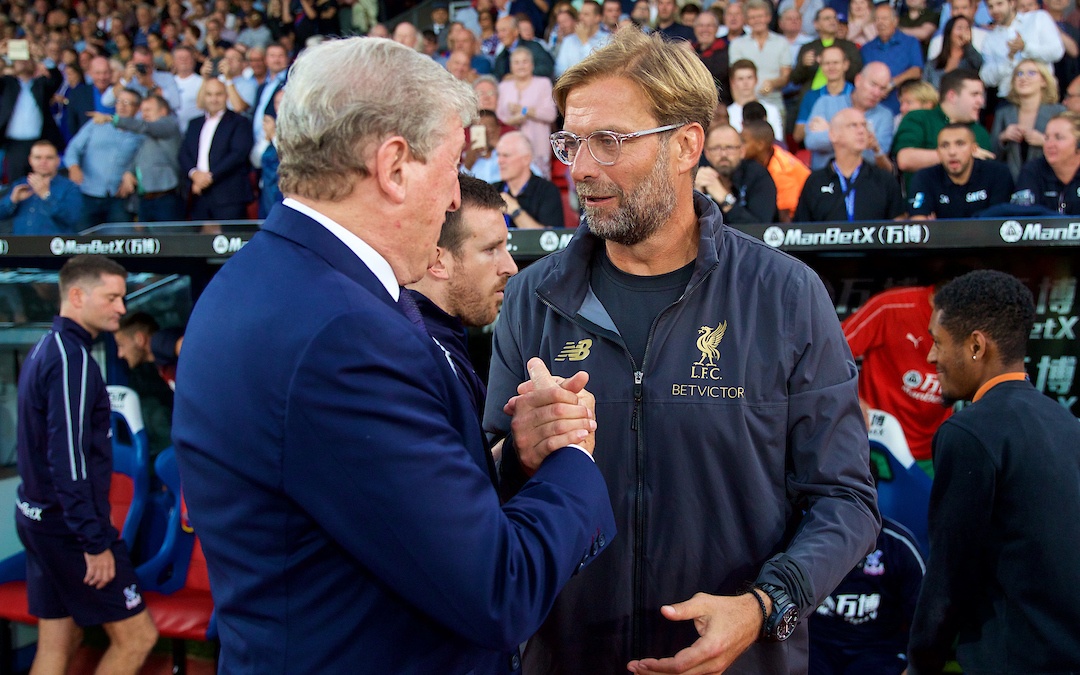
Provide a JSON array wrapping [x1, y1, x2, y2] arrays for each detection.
[[742, 118, 810, 221]]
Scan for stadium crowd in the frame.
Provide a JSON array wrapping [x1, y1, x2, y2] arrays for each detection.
[[4, 0, 1080, 232]]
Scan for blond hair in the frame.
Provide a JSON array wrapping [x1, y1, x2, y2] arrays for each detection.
[[1007, 59, 1060, 105]]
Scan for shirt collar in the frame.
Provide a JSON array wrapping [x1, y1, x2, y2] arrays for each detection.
[[205, 109, 225, 121], [972, 372, 1029, 402], [282, 198, 400, 300]]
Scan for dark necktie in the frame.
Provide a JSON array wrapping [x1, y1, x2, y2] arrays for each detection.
[[397, 291, 428, 334]]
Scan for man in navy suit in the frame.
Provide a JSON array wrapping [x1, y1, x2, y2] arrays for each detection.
[[0, 56, 64, 181], [171, 37, 615, 674], [178, 79, 253, 219]]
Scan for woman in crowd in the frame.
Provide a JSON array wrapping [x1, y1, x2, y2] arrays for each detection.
[[147, 31, 173, 70], [992, 59, 1066, 180], [478, 1, 500, 60], [1014, 111, 1080, 214], [924, 15, 981, 90], [846, 0, 877, 47], [497, 47, 557, 178]]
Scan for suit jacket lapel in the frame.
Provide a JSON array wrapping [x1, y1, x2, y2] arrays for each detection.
[[259, 205, 399, 314]]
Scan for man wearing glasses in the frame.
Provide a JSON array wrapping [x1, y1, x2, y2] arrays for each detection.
[[484, 28, 878, 675], [694, 124, 778, 223]]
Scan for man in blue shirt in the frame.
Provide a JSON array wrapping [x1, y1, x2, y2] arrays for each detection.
[[861, 4, 924, 114], [805, 61, 895, 170], [63, 89, 144, 229], [0, 140, 82, 234]]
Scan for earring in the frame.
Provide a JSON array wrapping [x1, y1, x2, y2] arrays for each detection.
[[972, 355, 977, 360]]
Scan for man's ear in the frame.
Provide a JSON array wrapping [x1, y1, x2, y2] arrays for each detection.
[[374, 136, 411, 204], [428, 246, 451, 281], [676, 123, 706, 173]]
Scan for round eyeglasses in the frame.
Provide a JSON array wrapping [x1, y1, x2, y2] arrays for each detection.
[[550, 123, 686, 166]]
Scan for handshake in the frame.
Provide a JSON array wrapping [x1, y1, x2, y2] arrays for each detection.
[[503, 357, 597, 474]]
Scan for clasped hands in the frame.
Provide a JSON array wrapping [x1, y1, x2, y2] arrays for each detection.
[[504, 357, 596, 473]]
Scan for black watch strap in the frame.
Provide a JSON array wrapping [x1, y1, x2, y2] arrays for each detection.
[[755, 583, 800, 642]]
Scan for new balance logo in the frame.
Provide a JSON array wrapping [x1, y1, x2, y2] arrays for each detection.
[[554, 339, 592, 362]]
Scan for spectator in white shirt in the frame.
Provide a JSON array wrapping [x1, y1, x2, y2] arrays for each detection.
[[980, 0, 1063, 96]]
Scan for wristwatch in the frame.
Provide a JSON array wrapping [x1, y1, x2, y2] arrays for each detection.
[[510, 208, 522, 219], [755, 583, 799, 642], [722, 193, 737, 208]]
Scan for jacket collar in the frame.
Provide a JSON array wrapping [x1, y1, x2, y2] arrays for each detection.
[[258, 204, 399, 315], [53, 316, 94, 347], [536, 192, 723, 315]]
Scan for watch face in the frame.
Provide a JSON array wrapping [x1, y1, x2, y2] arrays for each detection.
[[774, 606, 799, 641]]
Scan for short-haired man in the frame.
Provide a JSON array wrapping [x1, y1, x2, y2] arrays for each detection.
[[744, 117, 810, 221], [805, 61, 894, 170], [908, 270, 1080, 673], [115, 311, 184, 391], [406, 175, 518, 417], [554, 0, 611, 78], [104, 45, 182, 116], [794, 44, 853, 144], [692, 10, 731, 104], [462, 109, 502, 183], [601, 0, 623, 33], [63, 88, 145, 229], [178, 79, 254, 219], [173, 37, 614, 671], [654, 0, 694, 41], [795, 108, 906, 221], [90, 95, 184, 222], [487, 28, 878, 673], [860, 3, 924, 114], [495, 131, 566, 228], [729, 0, 793, 116], [0, 55, 64, 181], [894, 69, 995, 189], [980, 0, 1064, 96], [493, 15, 555, 80], [794, 7, 859, 95], [909, 124, 1014, 219], [16, 255, 158, 675], [66, 55, 115, 137], [696, 123, 778, 223], [170, 45, 204, 134], [0, 140, 82, 234], [728, 59, 784, 140]]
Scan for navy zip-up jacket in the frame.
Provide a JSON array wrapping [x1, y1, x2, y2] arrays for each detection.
[[16, 316, 117, 554], [485, 193, 880, 673]]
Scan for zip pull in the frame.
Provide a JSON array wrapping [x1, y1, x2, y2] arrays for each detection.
[[631, 371, 643, 430]]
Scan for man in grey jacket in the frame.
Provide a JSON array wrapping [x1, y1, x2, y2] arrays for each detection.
[[91, 95, 182, 222], [484, 28, 880, 675]]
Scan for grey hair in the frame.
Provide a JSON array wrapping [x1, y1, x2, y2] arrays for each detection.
[[276, 37, 477, 201]]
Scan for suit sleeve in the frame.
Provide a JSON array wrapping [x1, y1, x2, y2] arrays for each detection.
[[44, 342, 111, 553], [907, 423, 995, 674], [754, 266, 880, 614], [209, 115, 254, 179], [282, 312, 615, 650], [179, 124, 198, 175]]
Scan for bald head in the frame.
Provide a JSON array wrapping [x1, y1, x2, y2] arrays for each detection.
[[829, 107, 869, 157], [853, 61, 892, 109]]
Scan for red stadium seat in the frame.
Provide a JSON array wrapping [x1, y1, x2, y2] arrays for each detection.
[[136, 448, 217, 674]]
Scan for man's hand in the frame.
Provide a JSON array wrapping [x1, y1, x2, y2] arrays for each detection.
[[801, 48, 818, 66], [67, 165, 84, 185], [10, 184, 33, 204], [973, 146, 996, 160], [694, 166, 727, 201], [117, 171, 137, 197], [1007, 33, 1024, 58], [626, 593, 764, 674], [190, 170, 213, 194], [26, 172, 51, 198], [83, 549, 116, 589], [500, 192, 521, 216], [200, 58, 215, 78], [89, 111, 113, 125], [807, 116, 829, 133], [504, 357, 596, 474]]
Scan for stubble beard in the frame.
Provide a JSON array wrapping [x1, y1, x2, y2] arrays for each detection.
[[579, 142, 677, 247]]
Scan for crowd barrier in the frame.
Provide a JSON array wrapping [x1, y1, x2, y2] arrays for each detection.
[[0, 216, 1076, 419]]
